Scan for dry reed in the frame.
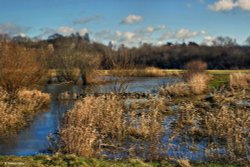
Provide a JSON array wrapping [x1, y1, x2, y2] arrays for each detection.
[[0, 89, 50, 135], [60, 95, 165, 160], [159, 72, 210, 97], [229, 72, 250, 89]]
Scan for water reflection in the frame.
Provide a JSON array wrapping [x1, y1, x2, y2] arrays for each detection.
[[0, 77, 180, 156]]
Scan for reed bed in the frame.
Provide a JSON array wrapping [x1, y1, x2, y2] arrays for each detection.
[[170, 88, 250, 164], [60, 95, 165, 160], [159, 72, 210, 97], [0, 89, 50, 136]]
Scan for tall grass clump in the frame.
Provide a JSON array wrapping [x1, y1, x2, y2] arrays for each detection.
[[159, 72, 210, 97], [0, 88, 50, 136], [60, 95, 165, 160], [229, 72, 250, 90], [160, 60, 210, 97], [188, 73, 210, 94]]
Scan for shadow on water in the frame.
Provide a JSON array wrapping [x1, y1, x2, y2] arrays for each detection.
[[0, 77, 180, 156]]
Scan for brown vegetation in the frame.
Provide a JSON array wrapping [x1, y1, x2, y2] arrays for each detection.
[[0, 89, 50, 136], [159, 73, 210, 96], [0, 42, 47, 98], [229, 72, 250, 89], [60, 95, 165, 160], [170, 88, 250, 164], [47, 35, 101, 85]]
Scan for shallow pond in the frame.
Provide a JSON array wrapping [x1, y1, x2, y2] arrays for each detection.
[[0, 77, 180, 156]]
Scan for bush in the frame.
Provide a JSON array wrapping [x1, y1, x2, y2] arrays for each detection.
[[0, 42, 47, 99]]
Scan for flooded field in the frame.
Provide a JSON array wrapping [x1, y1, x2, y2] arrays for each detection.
[[0, 77, 180, 156]]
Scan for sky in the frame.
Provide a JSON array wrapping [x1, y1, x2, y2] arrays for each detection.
[[0, 0, 250, 47]]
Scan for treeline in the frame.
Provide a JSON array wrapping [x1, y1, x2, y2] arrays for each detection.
[[1, 33, 250, 70]]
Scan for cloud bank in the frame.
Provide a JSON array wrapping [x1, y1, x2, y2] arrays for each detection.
[[209, 0, 250, 11]]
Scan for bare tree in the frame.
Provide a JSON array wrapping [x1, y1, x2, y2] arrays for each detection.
[[245, 36, 250, 46], [0, 42, 47, 99], [213, 36, 237, 46], [52, 37, 101, 85]]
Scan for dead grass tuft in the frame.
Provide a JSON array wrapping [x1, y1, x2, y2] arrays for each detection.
[[229, 72, 250, 90], [160, 73, 210, 97]]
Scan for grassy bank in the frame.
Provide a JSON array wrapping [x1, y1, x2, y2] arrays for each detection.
[[48, 68, 250, 81], [97, 69, 250, 77], [0, 155, 241, 167]]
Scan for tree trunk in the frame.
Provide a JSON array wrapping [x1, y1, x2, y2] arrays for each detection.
[[81, 73, 87, 85]]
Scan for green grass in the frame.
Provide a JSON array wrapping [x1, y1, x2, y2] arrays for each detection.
[[207, 70, 250, 75], [208, 74, 229, 89], [0, 155, 243, 167], [49, 69, 250, 78]]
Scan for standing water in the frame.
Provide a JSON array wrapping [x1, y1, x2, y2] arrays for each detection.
[[0, 77, 180, 156]]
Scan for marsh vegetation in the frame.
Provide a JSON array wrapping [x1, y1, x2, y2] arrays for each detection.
[[0, 37, 250, 166]]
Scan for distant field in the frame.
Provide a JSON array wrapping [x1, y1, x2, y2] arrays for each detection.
[[97, 69, 250, 77], [48, 69, 250, 78]]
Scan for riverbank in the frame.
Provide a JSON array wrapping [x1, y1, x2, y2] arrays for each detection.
[[47, 68, 250, 85]]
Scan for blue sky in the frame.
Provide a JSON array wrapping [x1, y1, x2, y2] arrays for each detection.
[[0, 0, 250, 46]]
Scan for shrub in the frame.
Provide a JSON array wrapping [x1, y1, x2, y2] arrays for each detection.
[[0, 43, 47, 98]]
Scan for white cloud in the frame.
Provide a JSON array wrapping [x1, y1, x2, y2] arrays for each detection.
[[19, 33, 27, 37], [236, 0, 250, 10], [57, 26, 75, 35], [121, 14, 143, 24], [209, 0, 250, 11], [57, 27, 89, 36], [37, 26, 89, 39], [202, 35, 216, 45], [123, 32, 135, 40], [94, 29, 149, 47], [160, 28, 206, 40], [136, 25, 166, 35], [175, 28, 199, 39], [79, 28, 88, 36], [147, 26, 154, 33]]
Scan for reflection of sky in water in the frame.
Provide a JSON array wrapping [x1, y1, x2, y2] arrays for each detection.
[[0, 100, 72, 156], [95, 77, 181, 93], [0, 77, 180, 156]]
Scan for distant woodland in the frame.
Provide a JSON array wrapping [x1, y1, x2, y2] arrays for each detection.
[[1, 33, 250, 70]]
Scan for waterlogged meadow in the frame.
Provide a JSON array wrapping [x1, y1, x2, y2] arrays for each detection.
[[52, 71, 250, 166], [0, 48, 249, 166]]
